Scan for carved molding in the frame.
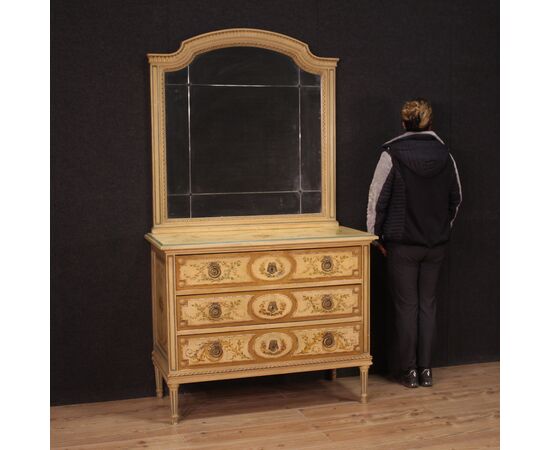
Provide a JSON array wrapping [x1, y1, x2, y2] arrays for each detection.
[[148, 28, 338, 73], [173, 353, 372, 377]]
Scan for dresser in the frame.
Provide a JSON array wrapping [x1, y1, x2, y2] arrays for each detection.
[[146, 29, 376, 423], [147, 227, 375, 423]]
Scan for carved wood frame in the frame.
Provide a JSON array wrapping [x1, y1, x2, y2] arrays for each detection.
[[148, 28, 339, 234]]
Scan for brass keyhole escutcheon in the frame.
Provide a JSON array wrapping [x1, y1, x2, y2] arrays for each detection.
[[321, 256, 334, 273], [208, 262, 222, 279], [209, 302, 222, 319], [266, 262, 278, 275], [209, 341, 223, 359], [322, 332, 335, 348], [321, 295, 334, 311], [267, 301, 278, 314], [268, 339, 279, 353]]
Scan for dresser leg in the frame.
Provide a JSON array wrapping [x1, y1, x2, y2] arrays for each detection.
[[360, 366, 369, 403], [330, 369, 337, 380], [168, 384, 180, 424], [154, 364, 163, 398]]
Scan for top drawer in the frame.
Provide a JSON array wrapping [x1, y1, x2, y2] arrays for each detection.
[[175, 246, 362, 290]]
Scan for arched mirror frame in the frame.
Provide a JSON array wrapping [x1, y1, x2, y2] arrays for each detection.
[[148, 29, 339, 234]]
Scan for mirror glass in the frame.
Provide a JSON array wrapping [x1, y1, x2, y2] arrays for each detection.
[[164, 46, 321, 218]]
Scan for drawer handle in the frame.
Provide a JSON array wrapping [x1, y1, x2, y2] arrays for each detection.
[[208, 341, 223, 359], [321, 256, 334, 273], [207, 262, 222, 279], [322, 332, 335, 348], [209, 302, 222, 319], [321, 295, 334, 311]]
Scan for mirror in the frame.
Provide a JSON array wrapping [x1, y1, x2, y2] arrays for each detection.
[[164, 47, 322, 218]]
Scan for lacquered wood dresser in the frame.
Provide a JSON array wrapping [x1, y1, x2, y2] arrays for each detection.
[[146, 228, 375, 423], [145, 29, 376, 423]]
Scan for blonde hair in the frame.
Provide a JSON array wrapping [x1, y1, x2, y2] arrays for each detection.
[[401, 99, 433, 131]]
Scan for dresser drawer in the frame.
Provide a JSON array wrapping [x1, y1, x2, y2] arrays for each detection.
[[176, 285, 362, 330], [175, 246, 362, 290], [177, 323, 363, 369]]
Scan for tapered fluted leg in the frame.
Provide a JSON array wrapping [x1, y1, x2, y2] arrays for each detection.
[[360, 366, 369, 403], [154, 364, 163, 398], [168, 384, 179, 424]]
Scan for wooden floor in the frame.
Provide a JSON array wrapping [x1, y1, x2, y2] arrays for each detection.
[[51, 362, 499, 449]]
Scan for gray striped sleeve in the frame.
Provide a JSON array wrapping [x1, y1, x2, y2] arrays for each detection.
[[366, 151, 393, 234]]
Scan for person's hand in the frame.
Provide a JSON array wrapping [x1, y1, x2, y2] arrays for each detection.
[[373, 241, 387, 257]]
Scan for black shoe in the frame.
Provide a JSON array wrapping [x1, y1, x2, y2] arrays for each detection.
[[400, 369, 419, 388], [419, 368, 433, 387]]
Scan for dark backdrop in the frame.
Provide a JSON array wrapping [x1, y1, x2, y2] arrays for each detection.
[[52, 0, 499, 405]]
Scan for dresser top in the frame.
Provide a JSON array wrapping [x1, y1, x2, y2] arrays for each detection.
[[146, 226, 377, 251]]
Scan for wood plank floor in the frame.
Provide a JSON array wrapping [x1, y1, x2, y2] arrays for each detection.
[[51, 362, 499, 449]]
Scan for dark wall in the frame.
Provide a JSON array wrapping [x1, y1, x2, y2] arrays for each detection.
[[52, 0, 499, 405]]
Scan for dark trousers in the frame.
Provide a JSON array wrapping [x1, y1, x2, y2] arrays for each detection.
[[386, 243, 447, 371]]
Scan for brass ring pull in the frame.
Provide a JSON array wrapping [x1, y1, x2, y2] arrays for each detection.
[[209, 341, 223, 359], [209, 302, 222, 319], [321, 295, 334, 311], [322, 332, 335, 348], [321, 256, 334, 273], [208, 262, 222, 279]]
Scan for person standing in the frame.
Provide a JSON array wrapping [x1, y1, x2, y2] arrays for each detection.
[[366, 99, 462, 388]]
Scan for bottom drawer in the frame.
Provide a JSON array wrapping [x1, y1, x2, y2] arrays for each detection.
[[177, 322, 363, 369]]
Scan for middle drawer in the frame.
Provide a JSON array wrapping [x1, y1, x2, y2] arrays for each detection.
[[176, 284, 362, 331]]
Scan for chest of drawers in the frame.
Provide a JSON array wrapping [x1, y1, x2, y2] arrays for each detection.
[[146, 226, 376, 423]]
